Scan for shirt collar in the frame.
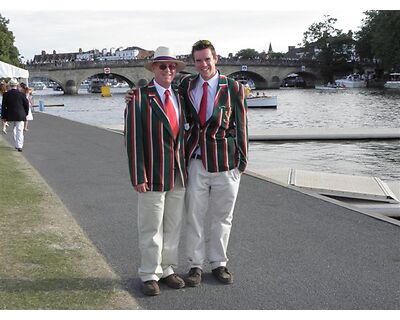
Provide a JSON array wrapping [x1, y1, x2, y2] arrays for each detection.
[[153, 79, 172, 96], [199, 71, 219, 90]]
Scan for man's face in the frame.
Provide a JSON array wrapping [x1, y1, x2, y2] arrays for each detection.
[[193, 48, 218, 81], [152, 62, 177, 88]]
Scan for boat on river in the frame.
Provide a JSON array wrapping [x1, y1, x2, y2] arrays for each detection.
[[315, 83, 345, 92], [246, 94, 277, 108], [335, 74, 366, 88], [384, 73, 400, 90], [31, 81, 46, 90], [87, 80, 104, 93]]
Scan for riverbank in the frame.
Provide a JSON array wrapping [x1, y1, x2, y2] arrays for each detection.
[[0, 138, 139, 309]]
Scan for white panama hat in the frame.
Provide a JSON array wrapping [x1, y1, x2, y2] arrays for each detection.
[[9, 78, 19, 86], [144, 46, 186, 72]]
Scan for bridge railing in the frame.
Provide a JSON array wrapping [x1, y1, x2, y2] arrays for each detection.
[[26, 57, 320, 71]]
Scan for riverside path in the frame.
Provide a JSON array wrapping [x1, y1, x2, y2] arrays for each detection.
[[4, 113, 399, 309]]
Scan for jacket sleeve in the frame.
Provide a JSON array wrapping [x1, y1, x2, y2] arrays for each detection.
[[233, 82, 249, 172], [125, 88, 147, 187]]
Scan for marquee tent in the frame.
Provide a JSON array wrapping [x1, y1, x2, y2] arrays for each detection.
[[0, 60, 29, 79]]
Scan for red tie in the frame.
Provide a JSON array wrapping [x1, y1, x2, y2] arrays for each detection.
[[199, 82, 208, 126], [164, 89, 179, 139]]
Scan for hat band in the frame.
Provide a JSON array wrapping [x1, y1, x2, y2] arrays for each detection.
[[153, 56, 178, 61]]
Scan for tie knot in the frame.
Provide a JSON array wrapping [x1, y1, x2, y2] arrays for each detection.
[[165, 89, 170, 97], [203, 82, 208, 89]]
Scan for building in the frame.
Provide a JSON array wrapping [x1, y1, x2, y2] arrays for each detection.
[[285, 46, 305, 60], [33, 50, 78, 64]]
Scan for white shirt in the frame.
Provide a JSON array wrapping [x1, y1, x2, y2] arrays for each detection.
[[191, 71, 219, 122], [154, 80, 180, 122], [190, 72, 219, 156]]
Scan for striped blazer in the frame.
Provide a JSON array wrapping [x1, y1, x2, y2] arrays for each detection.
[[125, 80, 187, 192], [182, 73, 249, 173]]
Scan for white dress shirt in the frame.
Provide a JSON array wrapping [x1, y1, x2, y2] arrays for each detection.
[[191, 72, 219, 122], [154, 80, 180, 123]]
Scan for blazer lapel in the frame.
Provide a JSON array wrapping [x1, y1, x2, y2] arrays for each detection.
[[187, 75, 201, 123]]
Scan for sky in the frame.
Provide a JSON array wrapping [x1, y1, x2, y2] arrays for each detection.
[[2, 0, 398, 62]]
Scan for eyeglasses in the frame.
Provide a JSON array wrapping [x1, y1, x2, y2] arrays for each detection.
[[158, 64, 177, 71]]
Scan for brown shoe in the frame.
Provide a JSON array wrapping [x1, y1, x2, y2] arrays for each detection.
[[160, 274, 185, 289], [186, 267, 203, 287], [141, 280, 160, 296], [212, 266, 233, 284]]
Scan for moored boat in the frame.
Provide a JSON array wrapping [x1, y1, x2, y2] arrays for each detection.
[[335, 74, 366, 88], [246, 94, 277, 108], [315, 83, 345, 92], [384, 73, 400, 90], [31, 81, 46, 90], [87, 80, 104, 93]]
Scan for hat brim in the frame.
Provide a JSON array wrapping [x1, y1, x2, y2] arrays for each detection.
[[144, 59, 186, 72]]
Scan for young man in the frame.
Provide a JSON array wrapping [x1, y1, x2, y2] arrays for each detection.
[[124, 46, 187, 296], [182, 40, 248, 286]]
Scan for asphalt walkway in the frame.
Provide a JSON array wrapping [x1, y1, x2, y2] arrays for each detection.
[[4, 113, 399, 309]]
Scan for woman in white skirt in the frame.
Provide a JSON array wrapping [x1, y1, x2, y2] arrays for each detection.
[[24, 87, 33, 131]]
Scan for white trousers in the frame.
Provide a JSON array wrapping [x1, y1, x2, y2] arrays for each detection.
[[185, 159, 241, 270], [11, 121, 25, 149], [137, 178, 185, 282]]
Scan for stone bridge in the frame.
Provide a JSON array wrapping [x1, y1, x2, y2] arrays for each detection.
[[27, 59, 323, 95]]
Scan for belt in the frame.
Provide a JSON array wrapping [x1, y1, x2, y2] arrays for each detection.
[[191, 154, 202, 160]]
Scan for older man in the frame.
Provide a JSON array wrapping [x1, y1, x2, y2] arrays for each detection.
[[124, 46, 187, 296], [1, 78, 29, 151]]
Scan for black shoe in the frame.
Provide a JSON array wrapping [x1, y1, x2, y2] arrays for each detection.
[[160, 274, 185, 289], [141, 280, 160, 296], [17, 148, 22, 152], [186, 267, 203, 287], [212, 266, 233, 284]]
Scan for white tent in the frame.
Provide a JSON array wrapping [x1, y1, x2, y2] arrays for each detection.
[[0, 60, 29, 79]]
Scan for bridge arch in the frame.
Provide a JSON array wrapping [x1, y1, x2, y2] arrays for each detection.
[[281, 71, 318, 88], [74, 72, 136, 89], [227, 70, 267, 89]]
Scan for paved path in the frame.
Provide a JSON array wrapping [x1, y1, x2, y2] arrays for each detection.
[[5, 113, 400, 309]]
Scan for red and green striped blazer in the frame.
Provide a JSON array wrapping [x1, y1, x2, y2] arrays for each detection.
[[182, 74, 249, 173], [125, 80, 187, 192]]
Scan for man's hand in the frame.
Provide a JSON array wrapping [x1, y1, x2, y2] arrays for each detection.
[[125, 89, 135, 104], [134, 183, 149, 193]]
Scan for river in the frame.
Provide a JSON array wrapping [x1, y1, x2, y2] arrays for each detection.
[[31, 87, 400, 182]]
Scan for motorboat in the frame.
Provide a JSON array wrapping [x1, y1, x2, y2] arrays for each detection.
[[384, 73, 400, 89], [335, 74, 366, 88], [238, 79, 256, 90], [31, 81, 46, 90], [246, 94, 277, 108], [87, 79, 104, 93], [315, 83, 345, 92]]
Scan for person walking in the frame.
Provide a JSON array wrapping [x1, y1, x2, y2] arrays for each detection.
[[23, 86, 34, 131], [181, 40, 249, 287], [0, 78, 29, 151], [124, 46, 187, 296]]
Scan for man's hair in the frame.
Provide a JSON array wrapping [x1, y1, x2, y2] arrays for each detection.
[[191, 40, 216, 60]]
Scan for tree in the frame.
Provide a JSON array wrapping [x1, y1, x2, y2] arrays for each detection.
[[356, 10, 400, 72], [302, 15, 355, 82], [0, 14, 21, 66], [235, 48, 259, 60]]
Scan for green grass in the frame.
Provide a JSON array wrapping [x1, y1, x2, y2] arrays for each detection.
[[0, 140, 139, 309]]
